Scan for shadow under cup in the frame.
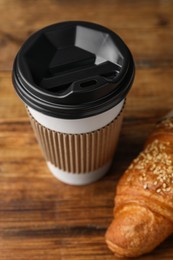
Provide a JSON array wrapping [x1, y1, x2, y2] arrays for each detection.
[[12, 21, 135, 185]]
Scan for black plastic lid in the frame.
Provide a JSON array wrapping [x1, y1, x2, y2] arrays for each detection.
[[12, 21, 135, 119]]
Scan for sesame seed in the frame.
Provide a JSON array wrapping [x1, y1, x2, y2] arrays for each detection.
[[143, 184, 148, 190], [127, 177, 131, 182], [166, 161, 172, 165], [136, 165, 144, 170], [156, 189, 161, 193], [139, 176, 143, 181], [147, 154, 152, 160], [129, 164, 133, 169], [163, 183, 167, 188]]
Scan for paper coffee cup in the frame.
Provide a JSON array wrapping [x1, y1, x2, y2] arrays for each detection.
[[12, 21, 135, 185]]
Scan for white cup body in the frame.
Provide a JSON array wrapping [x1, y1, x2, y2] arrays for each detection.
[[28, 99, 124, 134]]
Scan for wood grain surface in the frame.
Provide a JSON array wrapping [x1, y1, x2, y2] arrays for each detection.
[[0, 0, 173, 259]]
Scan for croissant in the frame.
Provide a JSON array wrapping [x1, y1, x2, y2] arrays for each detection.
[[105, 116, 173, 258]]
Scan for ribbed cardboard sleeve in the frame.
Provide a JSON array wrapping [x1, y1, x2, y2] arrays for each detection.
[[27, 110, 123, 173]]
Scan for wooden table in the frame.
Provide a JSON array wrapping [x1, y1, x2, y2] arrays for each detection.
[[0, 1, 173, 259]]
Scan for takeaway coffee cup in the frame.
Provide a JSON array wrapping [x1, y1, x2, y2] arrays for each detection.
[[12, 21, 135, 185]]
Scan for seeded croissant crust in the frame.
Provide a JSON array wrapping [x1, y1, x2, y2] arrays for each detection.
[[105, 118, 173, 258]]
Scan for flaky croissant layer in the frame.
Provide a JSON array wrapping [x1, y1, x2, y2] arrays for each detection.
[[105, 118, 173, 257]]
